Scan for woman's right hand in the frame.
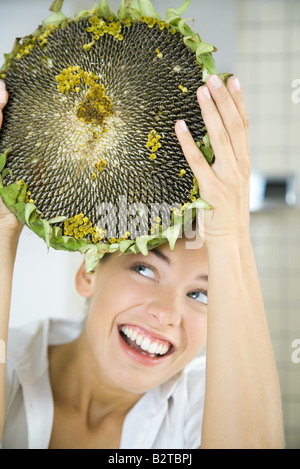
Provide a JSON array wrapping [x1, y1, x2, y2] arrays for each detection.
[[0, 80, 23, 238]]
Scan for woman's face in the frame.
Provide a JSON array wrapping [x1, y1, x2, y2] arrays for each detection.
[[78, 238, 208, 394]]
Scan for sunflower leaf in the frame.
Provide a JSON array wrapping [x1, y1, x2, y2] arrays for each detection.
[[47, 215, 69, 224], [43, 12, 67, 27], [136, 235, 150, 256], [24, 202, 37, 225], [0, 181, 23, 206], [0, 151, 7, 173], [196, 41, 215, 56], [85, 248, 101, 273], [197, 52, 216, 79], [98, 0, 115, 18], [49, 0, 64, 13], [118, 0, 141, 20], [139, 0, 161, 20], [163, 223, 182, 251], [177, 18, 194, 36], [165, 0, 190, 24]]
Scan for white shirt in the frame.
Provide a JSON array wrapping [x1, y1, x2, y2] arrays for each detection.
[[1, 317, 206, 449]]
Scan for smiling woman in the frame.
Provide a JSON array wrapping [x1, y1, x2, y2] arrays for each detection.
[[48, 237, 210, 448], [0, 1, 285, 449]]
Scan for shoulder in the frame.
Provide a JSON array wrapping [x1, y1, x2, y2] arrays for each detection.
[[4, 316, 85, 448], [7, 316, 85, 381], [175, 354, 206, 449]]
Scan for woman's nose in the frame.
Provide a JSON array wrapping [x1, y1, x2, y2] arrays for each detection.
[[146, 293, 181, 327]]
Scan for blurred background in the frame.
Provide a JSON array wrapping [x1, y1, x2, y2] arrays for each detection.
[[0, 0, 299, 449]]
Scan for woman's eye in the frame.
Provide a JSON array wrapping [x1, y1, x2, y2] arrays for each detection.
[[187, 291, 208, 305], [133, 264, 156, 280]]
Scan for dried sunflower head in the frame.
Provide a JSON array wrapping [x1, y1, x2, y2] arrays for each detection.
[[0, 0, 227, 272]]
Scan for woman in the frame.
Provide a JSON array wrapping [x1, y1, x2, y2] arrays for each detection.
[[0, 76, 285, 448]]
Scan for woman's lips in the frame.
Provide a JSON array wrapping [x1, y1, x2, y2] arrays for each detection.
[[118, 324, 175, 361]]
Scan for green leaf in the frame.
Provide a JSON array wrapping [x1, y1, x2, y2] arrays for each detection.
[[0, 182, 22, 206], [136, 235, 150, 256], [24, 203, 37, 225], [1, 168, 12, 180], [48, 215, 68, 224], [40, 219, 53, 247], [218, 72, 234, 85], [196, 132, 215, 165], [49, 0, 64, 13], [197, 53, 216, 79], [0, 150, 8, 172], [118, 0, 142, 20], [177, 18, 194, 36], [16, 183, 27, 203], [166, 0, 190, 24], [118, 0, 127, 20], [108, 243, 120, 252], [163, 223, 182, 251], [98, 0, 115, 18], [85, 248, 101, 273], [189, 197, 211, 211], [42, 12, 67, 27], [196, 41, 215, 56], [52, 225, 63, 238], [74, 4, 100, 19], [139, 0, 161, 20], [119, 239, 135, 253]]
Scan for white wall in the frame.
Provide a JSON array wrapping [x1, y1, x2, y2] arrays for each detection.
[[0, 0, 236, 327]]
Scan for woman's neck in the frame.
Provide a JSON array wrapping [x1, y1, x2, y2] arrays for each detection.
[[48, 326, 143, 428]]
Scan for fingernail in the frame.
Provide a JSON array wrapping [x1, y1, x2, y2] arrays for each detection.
[[209, 74, 222, 89], [202, 86, 211, 100], [0, 80, 5, 90], [178, 120, 188, 132], [230, 77, 241, 91]]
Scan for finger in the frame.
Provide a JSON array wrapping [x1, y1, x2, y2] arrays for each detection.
[[204, 75, 248, 164], [175, 119, 215, 191], [0, 81, 8, 111], [227, 76, 250, 154], [197, 84, 237, 173]]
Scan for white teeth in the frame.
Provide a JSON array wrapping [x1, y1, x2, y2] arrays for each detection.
[[149, 342, 158, 354], [121, 326, 171, 356], [136, 334, 143, 346], [141, 337, 151, 351]]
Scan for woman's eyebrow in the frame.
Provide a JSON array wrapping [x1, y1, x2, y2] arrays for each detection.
[[195, 274, 208, 282], [150, 251, 208, 282], [150, 250, 171, 265]]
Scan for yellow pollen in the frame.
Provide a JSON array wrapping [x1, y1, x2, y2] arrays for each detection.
[[16, 25, 55, 60], [86, 17, 124, 46], [146, 130, 162, 160], [64, 213, 106, 243], [179, 84, 188, 93], [142, 17, 173, 32]]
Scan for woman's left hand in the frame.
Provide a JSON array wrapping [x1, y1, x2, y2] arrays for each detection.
[[175, 74, 251, 248]]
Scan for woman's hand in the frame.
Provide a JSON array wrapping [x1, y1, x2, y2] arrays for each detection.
[[0, 80, 23, 238], [175, 75, 251, 248], [176, 76, 285, 448]]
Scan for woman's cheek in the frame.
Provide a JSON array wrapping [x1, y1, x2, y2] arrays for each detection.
[[185, 310, 208, 355], [91, 273, 153, 320]]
